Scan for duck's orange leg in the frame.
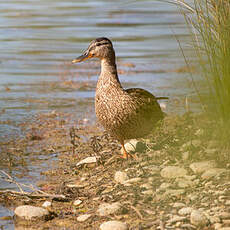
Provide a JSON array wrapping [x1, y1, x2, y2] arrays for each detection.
[[121, 142, 129, 159], [120, 142, 137, 160]]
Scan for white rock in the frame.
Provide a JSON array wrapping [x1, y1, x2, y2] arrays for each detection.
[[172, 202, 186, 208], [219, 212, 230, 219], [42, 201, 51, 208], [226, 200, 230, 206], [123, 177, 141, 184], [190, 160, 217, 174], [177, 178, 195, 188], [201, 168, 227, 179], [159, 183, 171, 190], [190, 210, 209, 226], [77, 214, 91, 222], [114, 171, 128, 184], [160, 166, 187, 178], [164, 189, 185, 197], [182, 151, 190, 161], [73, 199, 82, 206], [178, 207, 194, 216], [214, 223, 222, 230], [142, 190, 154, 195], [167, 215, 187, 223], [208, 216, 221, 224], [98, 202, 122, 216], [14, 205, 49, 220], [100, 221, 128, 230], [76, 156, 97, 166], [123, 139, 146, 153]]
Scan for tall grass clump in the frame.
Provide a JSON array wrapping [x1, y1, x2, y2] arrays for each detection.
[[171, 0, 230, 145]]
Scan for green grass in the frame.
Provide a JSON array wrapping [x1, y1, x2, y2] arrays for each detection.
[[169, 0, 230, 145]]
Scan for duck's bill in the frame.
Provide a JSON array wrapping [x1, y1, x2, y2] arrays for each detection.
[[72, 52, 91, 63]]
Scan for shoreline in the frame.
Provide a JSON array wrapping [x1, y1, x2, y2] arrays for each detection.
[[0, 111, 229, 229]]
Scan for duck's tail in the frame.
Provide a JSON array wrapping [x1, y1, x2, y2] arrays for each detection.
[[156, 96, 169, 100]]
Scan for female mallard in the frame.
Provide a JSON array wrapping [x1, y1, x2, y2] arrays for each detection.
[[72, 37, 166, 159]]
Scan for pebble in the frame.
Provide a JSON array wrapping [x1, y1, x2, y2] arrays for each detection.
[[14, 205, 50, 221], [98, 202, 122, 216], [124, 177, 141, 184], [214, 223, 222, 229], [182, 151, 190, 161], [190, 160, 217, 174], [187, 194, 198, 201], [209, 216, 221, 224], [159, 182, 171, 190], [177, 178, 195, 188], [100, 221, 128, 230], [73, 199, 82, 206], [222, 219, 230, 225], [178, 207, 194, 216], [219, 212, 230, 219], [181, 223, 196, 229], [190, 210, 209, 226], [160, 166, 187, 178], [167, 215, 187, 223], [201, 168, 227, 179], [140, 183, 152, 190], [173, 202, 186, 208], [76, 156, 97, 166], [226, 200, 230, 206], [123, 139, 146, 153], [114, 171, 129, 184], [77, 214, 91, 222], [42, 201, 51, 208], [164, 189, 185, 197]]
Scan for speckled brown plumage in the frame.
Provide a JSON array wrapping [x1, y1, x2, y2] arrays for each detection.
[[72, 37, 165, 159]]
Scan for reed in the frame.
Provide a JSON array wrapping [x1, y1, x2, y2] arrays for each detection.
[[170, 0, 230, 144]]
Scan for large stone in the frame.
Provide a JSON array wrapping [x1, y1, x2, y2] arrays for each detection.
[[77, 214, 91, 222], [178, 207, 194, 216], [190, 210, 209, 227], [100, 221, 128, 230], [114, 171, 128, 184], [14, 205, 50, 221], [160, 166, 187, 178], [123, 139, 146, 153], [190, 161, 217, 174], [76, 156, 97, 167], [201, 168, 227, 179], [73, 199, 82, 206], [98, 202, 122, 216], [177, 178, 195, 188]]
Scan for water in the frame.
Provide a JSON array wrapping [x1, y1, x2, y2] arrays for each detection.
[[0, 0, 194, 228]]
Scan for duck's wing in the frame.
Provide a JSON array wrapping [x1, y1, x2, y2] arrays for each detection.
[[125, 88, 164, 119]]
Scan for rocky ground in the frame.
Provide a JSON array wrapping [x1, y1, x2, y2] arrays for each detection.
[[0, 111, 230, 230]]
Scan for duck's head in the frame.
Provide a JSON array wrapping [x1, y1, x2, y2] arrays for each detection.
[[72, 37, 115, 63]]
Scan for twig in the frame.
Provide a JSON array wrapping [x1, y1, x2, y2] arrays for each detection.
[[129, 205, 144, 220], [0, 189, 66, 200], [0, 170, 66, 200], [0, 170, 24, 193]]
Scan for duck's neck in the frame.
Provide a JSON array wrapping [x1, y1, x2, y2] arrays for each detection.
[[97, 57, 123, 91]]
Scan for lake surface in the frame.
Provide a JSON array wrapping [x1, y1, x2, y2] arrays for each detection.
[[0, 0, 194, 228]]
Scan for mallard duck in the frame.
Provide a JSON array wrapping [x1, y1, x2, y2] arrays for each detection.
[[72, 37, 166, 159]]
